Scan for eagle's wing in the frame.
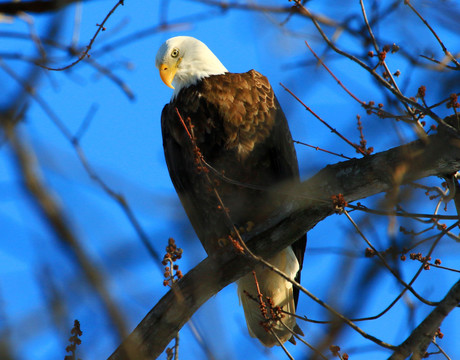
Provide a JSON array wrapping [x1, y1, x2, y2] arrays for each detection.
[[270, 94, 307, 310], [161, 103, 216, 246]]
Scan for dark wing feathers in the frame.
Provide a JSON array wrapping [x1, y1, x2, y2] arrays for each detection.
[[161, 70, 306, 299]]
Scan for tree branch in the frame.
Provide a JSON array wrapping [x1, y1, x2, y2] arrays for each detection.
[[388, 279, 460, 360], [0, 0, 78, 15], [3, 120, 129, 345], [108, 128, 460, 360]]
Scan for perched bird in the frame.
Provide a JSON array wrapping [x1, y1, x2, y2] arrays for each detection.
[[155, 36, 306, 347]]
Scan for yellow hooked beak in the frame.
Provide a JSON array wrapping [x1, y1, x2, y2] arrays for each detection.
[[159, 63, 177, 89]]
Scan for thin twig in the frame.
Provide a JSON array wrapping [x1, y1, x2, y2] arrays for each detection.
[[404, 0, 460, 68], [280, 82, 367, 156], [280, 319, 328, 359], [72, 142, 162, 264], [270, 329, 295, 360], [343, 209, 438, 306], [293, 139, 352, 160], [358, 0, 419, 125], [419, 55, 457, 71], [431, 340, 452, 360], [347, 203, 459, 220], [41, 0, 125, 71], [359, 0, 379, 52], [174, 333, 179, 360], [304, 40, 365, 106]]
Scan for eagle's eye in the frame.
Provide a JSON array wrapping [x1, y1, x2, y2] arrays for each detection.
[[171, 48, 180, 58]]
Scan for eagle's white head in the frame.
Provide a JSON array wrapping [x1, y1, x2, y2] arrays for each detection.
[[155, 36, 228, 97]]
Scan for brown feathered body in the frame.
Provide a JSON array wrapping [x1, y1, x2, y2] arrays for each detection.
[[161, 70, 306, 346]]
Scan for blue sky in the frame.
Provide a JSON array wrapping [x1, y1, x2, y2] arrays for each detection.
[[1, 1, 459, 359]]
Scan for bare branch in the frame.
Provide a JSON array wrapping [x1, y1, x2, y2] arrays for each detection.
[[41, 0, 125, 71], [292, 0, 457, 133], [2, 120, 129, 344], [280, 83, 367, 156], [388, 278, 460, 360], [404, 0, 460, 69]]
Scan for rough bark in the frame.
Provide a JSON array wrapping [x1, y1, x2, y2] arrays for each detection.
[[108, 129, 460, 360]]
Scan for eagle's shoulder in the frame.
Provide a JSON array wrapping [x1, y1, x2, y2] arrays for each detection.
[[201, 69, 275, 113], [162, 70, 285, 158], [198, 70, 277, 156]]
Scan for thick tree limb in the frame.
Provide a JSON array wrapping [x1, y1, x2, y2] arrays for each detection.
[[108, 130, 460, 360]]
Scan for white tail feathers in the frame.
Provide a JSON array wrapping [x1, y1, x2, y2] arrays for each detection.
[[237, 247, 300, 347]]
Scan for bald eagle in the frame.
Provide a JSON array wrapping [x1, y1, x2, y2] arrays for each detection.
[[155, 36, 306, 347]]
